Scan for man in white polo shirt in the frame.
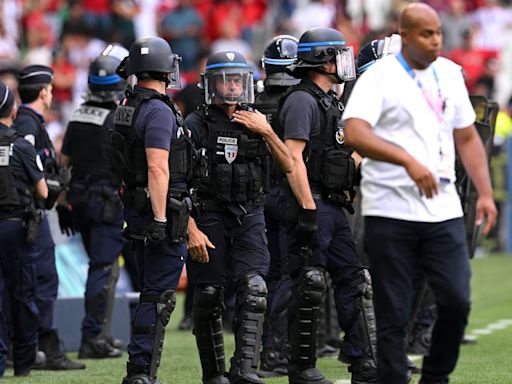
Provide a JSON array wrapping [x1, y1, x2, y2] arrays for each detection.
[[343, 3, 497, 384]]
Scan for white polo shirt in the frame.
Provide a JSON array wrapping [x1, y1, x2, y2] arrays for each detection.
[[342, 55, 476, 222]]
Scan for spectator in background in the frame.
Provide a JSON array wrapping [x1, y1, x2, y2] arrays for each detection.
[[81, 0, 112, 41], [51, 46, 77, 125], [133, 0, 160, 39], [0, 21, 19, 68], [474, 57, 499, 99], [448, 28, 497, 92], [440, 0, 472, 52], [22, 17, 53, 67], [211, 23, 252, 60], [291, 0, 336, 36], [159, 0, 204, 73], [471, 0, 512, 52], [111, 0, 140, 48]]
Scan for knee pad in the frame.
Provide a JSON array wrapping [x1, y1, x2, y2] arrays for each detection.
[[156, 289, 176, 327], [298, 267, 326, 306], [237, 273, 267, 314], [193, 285, 224, 319]]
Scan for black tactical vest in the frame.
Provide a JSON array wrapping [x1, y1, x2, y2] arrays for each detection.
[[279, 81, 357, 194], [0, 128, 35, 214], [194, 104, 269, 204], [14, 107, 64, 209], [67, 102, 120, 184], [111, 88, 193, 189], [254, 87, 286, 185]]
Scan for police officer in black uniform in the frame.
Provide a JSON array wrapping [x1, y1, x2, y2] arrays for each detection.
[[0, 81, 47, 377], [60, 48, 129, 359], [279, 27, 377, 384], [252, 35, 300, 378], [12, 65, 85, 370], [110, 36, 193, 384], [185, 50, 293, 384]]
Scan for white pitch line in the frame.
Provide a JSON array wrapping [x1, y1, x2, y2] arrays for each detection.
[[466, 318, 512, 340]]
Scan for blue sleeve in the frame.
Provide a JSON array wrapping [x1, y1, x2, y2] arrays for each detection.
[[140, 100, 176, 151], [184, 111, 207, 148], [15, 138, 44, 184], [279, 91, 319, 141], [13, 114, 39, 140]]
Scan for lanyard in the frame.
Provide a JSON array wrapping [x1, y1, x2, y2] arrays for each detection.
[[396, 53, 445, 123]]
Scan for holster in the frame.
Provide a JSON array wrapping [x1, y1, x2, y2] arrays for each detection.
[[25, 206, 43, 245], [166, 193, 192, 243], [101, 186, 121, 224]]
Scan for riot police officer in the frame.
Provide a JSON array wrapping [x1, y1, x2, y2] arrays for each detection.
[[110, 36, 193, 384], [279, 27, 377, 384], [185, 50, 293, 384], [0, 81, 47, 377], [60, 48, 129, 359], [12, 65, 85, 370], [252, 35, 300, 377]]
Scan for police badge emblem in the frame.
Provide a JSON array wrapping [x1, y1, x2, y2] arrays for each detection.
[[225, 144, 238, 163], [335, 128, 345, 145]]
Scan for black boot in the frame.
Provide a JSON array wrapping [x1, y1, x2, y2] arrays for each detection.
[[258, 348, 287, 377], [36, 330, 86, 370], [79, 336, 122, 359], [348, 358, 377, 384], [122, 363, 159, 384]]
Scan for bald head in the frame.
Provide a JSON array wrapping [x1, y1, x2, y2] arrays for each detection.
[[399, 3, 440, 32], [398, 2, 442, 69]]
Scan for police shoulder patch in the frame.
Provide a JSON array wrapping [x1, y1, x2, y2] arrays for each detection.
[[70, 106, 111, 126]]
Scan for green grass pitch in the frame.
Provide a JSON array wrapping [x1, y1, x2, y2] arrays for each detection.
[[5, 254, 512, 383]]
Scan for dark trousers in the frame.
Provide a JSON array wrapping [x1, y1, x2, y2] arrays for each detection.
[[364, 216, 471, 384], [0, 220, 39, 375], [287, 199, 365, 360], [70, 187, 125, 338], [34, 216, 58, 336]]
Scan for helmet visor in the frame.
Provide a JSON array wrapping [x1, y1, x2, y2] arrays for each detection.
[[335, 47, 356, 82], [167, 54, 181, 89], [204, 68, 254, 104]]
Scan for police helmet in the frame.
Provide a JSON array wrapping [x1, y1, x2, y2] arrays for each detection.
[[203, 51, 254, 105], [357, 34, 402, 75], [87, 55, 126, 102], [125, 37, 181, 88], [287, 27, 356, 83], [261, 35, 300, 86]]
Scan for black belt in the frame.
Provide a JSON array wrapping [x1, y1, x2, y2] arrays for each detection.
[[198, 197, 264, 213]]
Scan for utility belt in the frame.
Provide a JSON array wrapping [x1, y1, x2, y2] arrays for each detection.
[[122, 186, 192, 243], [196, 195, 265, 216], [311, 190, 355, 214], [71, 182, 121, 224]]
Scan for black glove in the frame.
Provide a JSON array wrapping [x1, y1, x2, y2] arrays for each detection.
[[296, 208, 318, 246], [56, 204, 75, 236], [145, 219, 167, 247]]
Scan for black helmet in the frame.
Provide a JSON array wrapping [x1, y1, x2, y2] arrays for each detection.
[[357, 34, 401, 75], [261, 35, 300, 86], [87, 55, 125, 102], [203, 50, 254, 105], [287, 27, 356, 83], [125, 37, 181, 88]]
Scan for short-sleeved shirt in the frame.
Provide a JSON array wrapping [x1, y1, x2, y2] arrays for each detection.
[[0, 124, 44, 218], [12, 105, 47, 152], [279, 78, 324, 142], [131, 87, 183, 190], [342, 55, 476, 222]]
